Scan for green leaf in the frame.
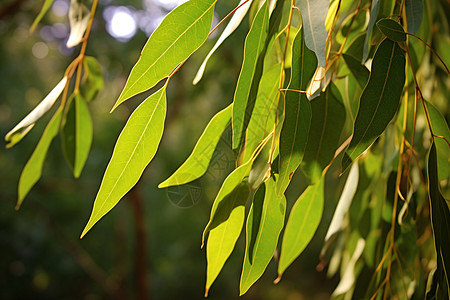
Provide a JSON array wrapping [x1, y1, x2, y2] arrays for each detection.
[[242, 63, 282, 163], [301, 83, 346, 183], [16, 108, 63, 209], [363, 0, 380, 61], [81, 86, 167, 238], [342, 53, 370, 90], [203, 161, 253, 296], [240, 176, 286, 295], [232, 1, 269, 149], [277, 176, 324, 277], [30, 0, 55, 33], [158, 104, 232, 188], [5, 77, 67, 148], [81, 56, 103, 103], [376, 18, 406, 42], [405, 0, 423, 34], [295, 0, 329, 67], [277, 29, 316, 196], [112, 0, 216, 110], [193, 0, 253, 84], [427, 142, 450, 295], [342, 39, 405, 172], [425, 101, 450, 182], [66, 0, 90, 48]]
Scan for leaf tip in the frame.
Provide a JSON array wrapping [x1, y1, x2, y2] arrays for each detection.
[[204, 287, 209, 298]]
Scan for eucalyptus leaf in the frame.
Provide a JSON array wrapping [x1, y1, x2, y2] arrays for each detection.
[[232, 1, 269, 149], [376, 18, 406, 42], [405, 0, 423, 34], [16, 109, 63, 209], [342, 53, 370, 89], [81, 56, 103, 103], [112, 0, 216, 110], [66, 0, 90, 48], [158, 105, 232, 188], [81, 86, 167, 238], [5, 77, 67, 148], [277, 176, 325, 277], [362, 0, 380, 62], [30, 0, 55, 33], [240, 176, 285, 295], [342, 39, 406, 172], [277, 28, 316, 196]]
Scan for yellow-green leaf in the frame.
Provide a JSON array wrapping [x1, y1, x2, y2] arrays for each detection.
[[30, 0, 55, 33], [81, 86, 167, 238]]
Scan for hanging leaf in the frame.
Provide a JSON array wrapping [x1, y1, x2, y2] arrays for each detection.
[[81, 86, 167, 238], [240, 176, 286, 295], [16, 109, 63, 209], [277, 28, 316, 196], [61, 94, 93, 178], [232, 1, 269, 149], [295, 0, 329, 67], [158, 105, 232, 188], [80, 56, 103, 103], [277, 176, 325, 277], [376, 18, 406, 42], [362, 0, 380, 62], [66, 0, 91, 48], [5, 77, 67, 148], [405, 0, 423, 34], [242, 63, 282, 163], [203, 161, 253, 296], [301, 84, 346, 183], [342, 53, 370, 89], [427, 142, 450, 296], [112, 0, 216, 110], [30, 0, 55, 33], [342, 39, 406, 172], [193, 0, 253, 84], [425, 101, 450, 182]]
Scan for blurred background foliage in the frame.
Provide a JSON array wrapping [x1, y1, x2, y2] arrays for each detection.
[[0, 0, 448, 299]]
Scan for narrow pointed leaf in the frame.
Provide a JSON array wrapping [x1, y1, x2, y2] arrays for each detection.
[[81, 86, 167, 238], [301, 84, 346, 183], [342, 39, 405, 172], [376, 18, 406, 42], [277, 29, 316, 196], [66, 0, 90, 48], [30, 0, 55, 33], [81, 56, 103, 103], [295, 0, 329, 67], [5, 77, 67, 148], [193, 0, 253, 84], [427, 142, 450, 294], [204, 162, 252, 296], [158, 105, 232, 188], [278, 176, 324, 277], [232, 1, 269, 149], [240, 176, 285, 295], [113, 0, 216, 110], [405, 0, 423, 34], [362, 0, 380, 62], [342, 53, 370, 89], [16, 109, 63, 209]]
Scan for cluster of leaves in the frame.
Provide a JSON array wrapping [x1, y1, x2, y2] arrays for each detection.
[[7, 0, 450, 298]]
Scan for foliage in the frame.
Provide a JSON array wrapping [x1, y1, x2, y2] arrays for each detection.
[[5, 0, 450, 298]]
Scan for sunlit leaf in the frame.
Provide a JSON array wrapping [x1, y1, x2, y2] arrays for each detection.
[[30, 0, 55, 33], [277, 28, 316, 196], [301, 83, 346, 183], [362, 0, 380, 62], [232, 1, 269, 149], [427, 142, 450, 296], [193, 0, 253, 84], [158, 105, 232, 188], [66, 0, 90, 48], [112, 0, 216, 110], [16, 108, 63, 209], [5, 77, 67, 148], [405, 0, 423, 34], [81, 86, 167, 238], [342, 39, 406, 172], [376, 18, 406, 42], [295, 0, 329, 67], [81, 56, 103, 103], [277, 176, 324, 277], [240, 176, 285, 295]]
